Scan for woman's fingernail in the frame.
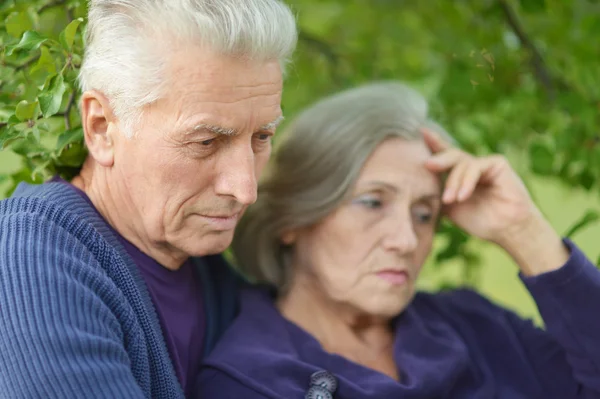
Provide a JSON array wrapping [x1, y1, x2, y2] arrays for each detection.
[[443, 188, 454, 202]]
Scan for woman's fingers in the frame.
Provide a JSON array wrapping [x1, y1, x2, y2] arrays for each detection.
[[442, 160, 470, 203], [422, 128, 451, 154], [422, 130, 497, 204], [424, 148, 465, 172], [456, 161, 483, 202]]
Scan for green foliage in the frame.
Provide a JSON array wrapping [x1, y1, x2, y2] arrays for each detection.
[[1, 0, 86, 194], [1, 0, 599, 285], [282, 0, 600, 280], [564, 210, 600, 239]]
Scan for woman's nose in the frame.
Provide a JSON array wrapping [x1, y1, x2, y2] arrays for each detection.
[[383, 216, 418, 254]]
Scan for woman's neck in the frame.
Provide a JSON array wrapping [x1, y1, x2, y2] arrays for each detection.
[[276, 276, 399, 380]]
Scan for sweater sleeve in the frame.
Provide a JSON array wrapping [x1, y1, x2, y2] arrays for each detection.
[[507, 239, 600, 398], [0, 212, 146, 399]]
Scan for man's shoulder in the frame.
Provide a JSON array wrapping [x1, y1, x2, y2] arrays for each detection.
[[1, 180, 105, 240], [0, 181, 123, 278], [3, 180, 88, 218]]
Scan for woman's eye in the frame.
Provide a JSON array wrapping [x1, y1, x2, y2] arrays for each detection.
[[414, 210, 433, 224], [357, 197, 382, 209]]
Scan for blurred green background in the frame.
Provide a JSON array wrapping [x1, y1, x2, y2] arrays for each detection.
[[1, 0, 599, 324]]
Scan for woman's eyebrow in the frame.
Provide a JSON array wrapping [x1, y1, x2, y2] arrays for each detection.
[[419, 194, 442, 202], [362, 180, 399, 193], [359, 182, 441, 202]]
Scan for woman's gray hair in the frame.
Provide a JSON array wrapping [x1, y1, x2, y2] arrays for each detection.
[[79, 0, 297, 137], [232, 81, 453, 291]]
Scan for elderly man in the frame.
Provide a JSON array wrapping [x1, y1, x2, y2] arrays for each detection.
[[0, 1, 296, 398]]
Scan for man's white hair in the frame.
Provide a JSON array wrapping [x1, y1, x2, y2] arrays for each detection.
[[78, 0, 297, 137]]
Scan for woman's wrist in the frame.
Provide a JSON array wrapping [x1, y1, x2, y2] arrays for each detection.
[[495, 213, 570, 277]]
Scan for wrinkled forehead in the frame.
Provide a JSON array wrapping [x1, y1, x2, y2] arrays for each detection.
[[143, 48, 284, 137], [356, 138, 442, 197], [166, 46, 284, 96]]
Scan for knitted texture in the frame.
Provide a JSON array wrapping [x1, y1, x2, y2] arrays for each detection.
[[0, 182, 184, 399]]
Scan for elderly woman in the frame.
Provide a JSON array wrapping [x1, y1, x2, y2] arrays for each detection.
[[197, 82, 600, 399]]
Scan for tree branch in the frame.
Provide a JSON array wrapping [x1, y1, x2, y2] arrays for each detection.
[[298, 29, 339, 67], [39, 0, 73, 21], [64, 91, 76, 130], [498, 0, 555, 100], [38, 0, 66, 14], [3, 55, 41, 72]]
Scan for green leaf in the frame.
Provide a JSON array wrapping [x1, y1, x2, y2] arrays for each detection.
[[519, 0, 546, 13], [32, 125, 40, 142], [435, 223, 470, 264], [31, 159, 52, 181], [578, 169, 596, 191], [38, 74, 66, 118], [4, 12, 33, 38], [31, 47, 57, 76], [15, 100, 39, 121], [37, 121, 50, 132], [7, 114, 21, 125], [10, 135, 46, 156], [564, 210, 600, 238], [55, 140, 87, 167], [55, 127, 83, 151], [0, 128, 26, 149], [529, 140, 555, 175], [5, 31, 48, 56], [59, 18, 84, 50]]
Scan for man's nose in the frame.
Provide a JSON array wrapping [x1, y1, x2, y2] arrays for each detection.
[[214, 142, 258, 206]]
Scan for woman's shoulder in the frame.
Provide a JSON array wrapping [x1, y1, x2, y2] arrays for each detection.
[[411, 288, 515, 325], [199, 288, 320, 399], [196, 367, 279, 399], [415, 287, 501, 307]]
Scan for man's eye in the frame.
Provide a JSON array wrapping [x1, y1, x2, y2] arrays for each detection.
[[256, 133, 271, 141], [201, 138, 215, 146]]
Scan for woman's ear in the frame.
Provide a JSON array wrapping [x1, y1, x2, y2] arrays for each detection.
[[281, 230, 298, 245]]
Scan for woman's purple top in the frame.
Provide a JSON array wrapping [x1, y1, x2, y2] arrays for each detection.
[[198, 240, 600, 398]]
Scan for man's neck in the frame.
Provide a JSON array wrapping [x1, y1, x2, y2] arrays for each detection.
[[71, 163, 188, 270]]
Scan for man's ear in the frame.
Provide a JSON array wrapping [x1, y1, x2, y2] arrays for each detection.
[[80, 90, 118, 167]]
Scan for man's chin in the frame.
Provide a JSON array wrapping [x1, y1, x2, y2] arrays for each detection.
[[188, 230, 235, 257]]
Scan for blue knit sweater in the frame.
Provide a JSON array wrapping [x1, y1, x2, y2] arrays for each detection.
[[0, 181, 242, 398]]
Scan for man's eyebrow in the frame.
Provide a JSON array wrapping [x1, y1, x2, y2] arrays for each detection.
[[259, 115, 285, 131], [191, 124, 237, 136], [187, 115, 284, 137]]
